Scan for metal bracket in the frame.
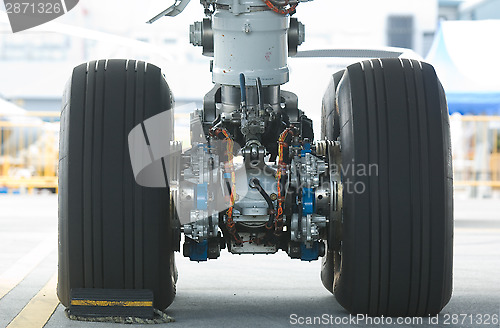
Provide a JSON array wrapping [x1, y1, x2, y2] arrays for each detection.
[[147, 0, 191, 24]]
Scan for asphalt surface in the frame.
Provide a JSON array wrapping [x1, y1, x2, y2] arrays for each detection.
[[0, 195, 499, 328]]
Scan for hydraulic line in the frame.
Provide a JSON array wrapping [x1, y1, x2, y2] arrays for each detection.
[[249, 177, 277, 246], [249, 177, 275, 228], [240, 73, 247, 108], [256, 77, 265, 112]]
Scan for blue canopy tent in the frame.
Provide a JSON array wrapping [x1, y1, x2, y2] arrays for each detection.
[[426, 20, 500, 115]]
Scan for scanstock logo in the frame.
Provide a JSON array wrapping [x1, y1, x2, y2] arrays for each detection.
[[3, 0, 78, 33]]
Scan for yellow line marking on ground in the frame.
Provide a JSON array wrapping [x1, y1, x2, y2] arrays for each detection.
[[0, 237, 56, 299], [7, 273, 59, 328], [71, 300, 153, 307]]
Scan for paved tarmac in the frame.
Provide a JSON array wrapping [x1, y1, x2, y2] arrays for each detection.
[[0, 195, 499, 328]]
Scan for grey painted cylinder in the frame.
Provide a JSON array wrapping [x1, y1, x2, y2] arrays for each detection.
[[212, 7, 289, 86]]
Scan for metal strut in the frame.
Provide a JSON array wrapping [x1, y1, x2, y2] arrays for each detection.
[[146, 0, 191, 23]]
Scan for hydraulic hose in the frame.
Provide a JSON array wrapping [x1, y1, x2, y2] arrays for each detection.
[[249, 177, 275, 223], [240, 73, 247, 107], [249, 177, 276, 245], [256, 77, 265, 112]]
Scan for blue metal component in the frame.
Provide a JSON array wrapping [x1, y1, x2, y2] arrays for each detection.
[[223, 172, 231, 179], [196, 183, 208, 210], [239, 73, 246, 105], [197, 143, 208, 151], [302, 188, 315, 215], [189, 240, 208, 261], [301, 242, 320, 261], [301, 143, 311, 157]]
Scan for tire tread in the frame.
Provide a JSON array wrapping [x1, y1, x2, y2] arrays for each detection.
[[333, 58, 453, 316], [58, 59, 175, 310]]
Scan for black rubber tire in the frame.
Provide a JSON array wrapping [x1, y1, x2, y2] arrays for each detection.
[[320, 238, 340, 295], [321, 70, 345, 141], [332, 58, 453, 316], [320, 69, 345, 294], [58, 59, 177, 310]]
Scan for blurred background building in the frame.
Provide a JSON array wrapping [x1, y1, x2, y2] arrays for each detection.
[[0, 0, 499, 197], [459, 0, 500, 19]]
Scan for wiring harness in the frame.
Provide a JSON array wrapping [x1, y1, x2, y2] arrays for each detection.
[[210, 127, 242, 244], [274, 128, 294, 237], [261, 0, 298, 15]]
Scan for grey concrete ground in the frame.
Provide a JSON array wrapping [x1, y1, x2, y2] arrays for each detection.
[[0, 195, 499, 328]]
